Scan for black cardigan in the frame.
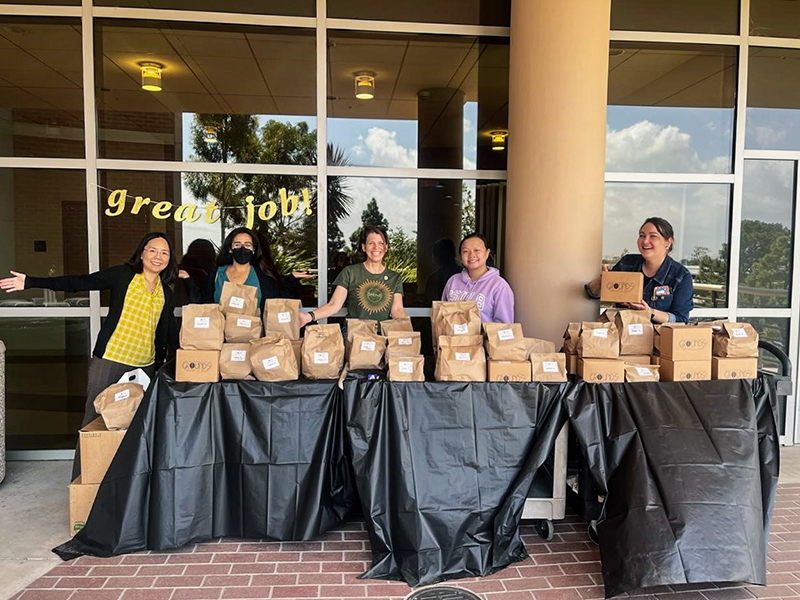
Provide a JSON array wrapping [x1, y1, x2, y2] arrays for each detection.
[[25, 265, 178, 368]]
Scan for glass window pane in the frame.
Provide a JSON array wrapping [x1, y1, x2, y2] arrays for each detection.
[[737, 317, 789, 375], [611, 0, 738, 34], [328, 0, 509, 27], [98, 170, 318, 306], [603, 183, 731, 309], [328, 176, 505, 308], [607, 43, 736, 173], [93, 0, 313, 16], [751, 0, 800, 39], [738, 160, 795, 309], [0, 169, 89, 308], [2, 318, 89, 451], [746, 48, 800, 151], [96, 21, 316, 163], [327, 31, 508, 171], [0, 19, 84, 159]]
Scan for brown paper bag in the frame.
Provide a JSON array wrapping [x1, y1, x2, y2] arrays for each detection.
[[624, 363, 660, 382], [379, 317, 414, 335], [439, 302, 482, 337], [712, 322, 759, 358], [385, 331, 422, 360], [93, 383, 145, 430], [348, 331, 386, 369], [302, 324, 345, 379], [530, 353, 568, 382], [219, 281, 259, 316], [653, 324, 662, 355], [578, 322, 620, 359], [181, 304, 225, 350], [224, 313, 262, 343], [524, 337, 556, 359], [561, 322, 581, 355], [219, 343, 252, 379], [388, 355, 425, 382], [484, 323, 526, 361], [599, 308, 620, 324], [346, 319, 378, 353], [430, 301, 443, 349], [250, 334, 299, 382], [616, 310, 654, 356], [264, 298, 301, 341], [291, 339, 303, 369], [435, 334, 486, 382]]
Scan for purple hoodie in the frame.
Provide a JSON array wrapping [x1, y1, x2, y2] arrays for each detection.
[[441, 267, 515, 323]]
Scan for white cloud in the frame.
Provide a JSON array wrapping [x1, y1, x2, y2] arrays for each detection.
[[351, 127, 418, 168], [606, 120, 707, 173], [752, 125, 787, 148]]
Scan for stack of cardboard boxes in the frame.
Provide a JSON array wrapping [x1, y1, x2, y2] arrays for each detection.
[[657, 324, 712, 381], [711, 322, 759, 379]]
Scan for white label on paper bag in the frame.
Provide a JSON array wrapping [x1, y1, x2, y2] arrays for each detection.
[[314, 352, 329, 364], [398, 361, 414, 374], [277, 311, 291, 324], [194, 317, 210, 329], [636, 367, 653, 377], [229, 296, 245, 309], [592, 328, 608, 338], [453, 323, 469, 335], [497, 328, 515, 341], [398, 337, 413, 346], [236, 318, 252, 328], [114, 389, 130, 402], [262, 356, 280, 370], [732, 327, 748, 338], [455, 352, 471, 361], [231, 350, 247, 362], [627, 324, 644, 336], [542, 361, 559, 373], [360, 340, 376, 352]]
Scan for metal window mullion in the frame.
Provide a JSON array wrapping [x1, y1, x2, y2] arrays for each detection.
[[96, 159, 317, 176], [689, 308, 733, 318], [785, 160, 800, 444], [604, 172, 735, 184], [316, 0, 328, 307], [610, 30, 740, 46], [0, 5, 81, 17], [0, 308, 91, 318], [735, 308, 792, 318], [749, 36, 800, 50], [91, 6, 315, 28], [325, 17, 509, 38], [0, 157, 86, 169], [744, 149, 800, 161], [326, 166, 507, 180]]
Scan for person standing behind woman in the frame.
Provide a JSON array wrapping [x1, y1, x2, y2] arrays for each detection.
[[0, 232, 179, 476], [442, 232, 515, 323], [585, 217, 693, 323]]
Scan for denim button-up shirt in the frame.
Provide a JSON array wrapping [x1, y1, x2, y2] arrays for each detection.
[[586, 254, 694, 323]]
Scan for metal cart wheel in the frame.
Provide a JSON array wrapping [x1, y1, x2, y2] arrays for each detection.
[[536, 519, 554, 541], [588, 520, 599, 546]]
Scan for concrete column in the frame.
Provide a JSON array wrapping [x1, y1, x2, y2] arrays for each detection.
[[505, 0, 611, 345]]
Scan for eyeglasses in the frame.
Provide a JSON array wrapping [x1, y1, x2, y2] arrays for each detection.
[[232, 242, 254, 250], [144, 247, 170, 258]]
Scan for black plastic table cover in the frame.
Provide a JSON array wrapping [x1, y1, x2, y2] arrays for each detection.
[[342, 380, 568, 587], [54, 369, 357, 560]]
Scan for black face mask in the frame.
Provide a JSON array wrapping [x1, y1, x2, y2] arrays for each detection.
[[232, 247, 254, 265]]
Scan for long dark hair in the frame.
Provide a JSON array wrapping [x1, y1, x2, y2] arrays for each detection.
[[218, 227, 284, 288], [641, 217, 675, 253], [458, 232, 495, 268], [125, 232, 179, 285]]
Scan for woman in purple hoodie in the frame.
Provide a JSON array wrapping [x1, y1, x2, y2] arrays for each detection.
[[441, 232, 515, 323]]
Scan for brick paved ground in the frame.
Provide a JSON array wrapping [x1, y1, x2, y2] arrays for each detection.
[[11, 483, 800, 600]]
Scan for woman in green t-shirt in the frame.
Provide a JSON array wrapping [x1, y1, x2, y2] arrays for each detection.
[[299, 225, 406, 326]]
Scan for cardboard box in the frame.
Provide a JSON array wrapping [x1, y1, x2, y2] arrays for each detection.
[[488, 360, 532, 382], [659, 324, 712, 361], [712, 357, 758, 380], [600, 271, 643, 303], [620, 354, 651, 365], [659, 358, 711, 382], [175, 349, 220, 383], [651, 355, 661, 366], [69, 476, 100, 535], [567, 353, 578, 375], [80, 417, 126, 484], [578, 358, 625, 383]]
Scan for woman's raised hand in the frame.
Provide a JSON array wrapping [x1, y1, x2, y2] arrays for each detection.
[[0, 270, 26, 293]]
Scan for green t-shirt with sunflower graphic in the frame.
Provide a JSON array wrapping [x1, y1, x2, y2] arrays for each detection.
[[333, 263, 404, 321]]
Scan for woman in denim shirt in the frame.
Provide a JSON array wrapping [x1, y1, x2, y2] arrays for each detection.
[[586, 217, 693, 323]]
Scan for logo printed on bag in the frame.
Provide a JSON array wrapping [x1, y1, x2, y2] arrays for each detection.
[[732, 327, 748, 338], [262, 356, 280, 370], [194, 317, 210, 329], [635, 367, 653, 377], [453, 323, 469, 335], [592, 328, 609, 338], [231, 350, 247, 362], [497, 328, 515, 341], [360, 340, 376, 351], [454, 352, 471, 361], [314, 352, 329, 364], [183, 360, 213, 372], [114, 389, 130, 402], [229, 296, 245, 309], [277, 311, 291, 324], [628, 324, 644, 336], [236, 318, 252, 328], [398, 337, 412, 345], [542, 361, 559, 373], [398, 361, 414, 374]]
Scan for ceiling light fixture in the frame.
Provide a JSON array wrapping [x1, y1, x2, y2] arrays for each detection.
[[491, 130, 508, 151], [140, 62, 163, 92], [354, 71, 375, 100], [204, 126, 218, 144]]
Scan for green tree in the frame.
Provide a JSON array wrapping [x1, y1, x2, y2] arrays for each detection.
[[385, 227, 417, 282], [739, 220, 790, 307], [461, 185, 475, 239]]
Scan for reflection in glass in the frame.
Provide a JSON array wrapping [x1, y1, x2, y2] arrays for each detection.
[[607, 43, 736, 173], [611, 0, 738, 34], [94, 0, 313, 16], [2, 318, 90, 450], [327, 0, 509, 26], [327, 31, 508, 171], [327, 177, 504, 307], [738, 161, 795, 309], [751, 0, 800, 39], [98, 169, 318, 306], [738, 317, 789, 376], [603, 183, 731, 308], [746, 48, 800, 151], [0, 169, 89, 308], [0, 19, 84, 158], [95, 21, 315, 163]]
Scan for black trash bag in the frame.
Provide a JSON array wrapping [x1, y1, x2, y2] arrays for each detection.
[[55, 366, 358, 560]]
